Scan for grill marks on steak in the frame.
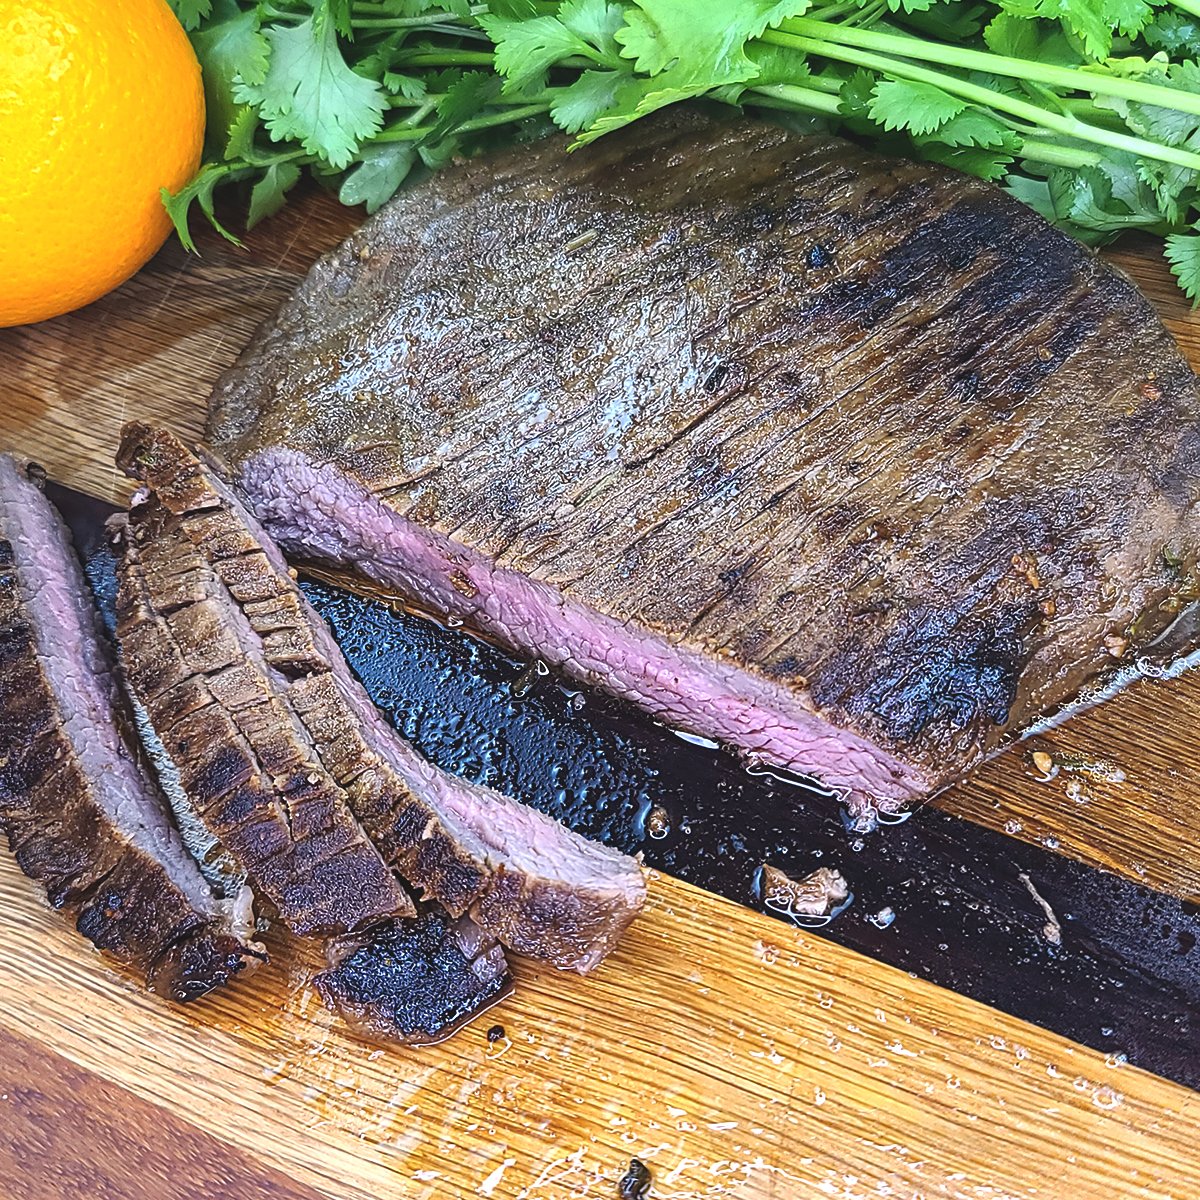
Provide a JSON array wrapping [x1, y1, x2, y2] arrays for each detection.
[[208, 111, 1200, 812], [114, 491, 414, 939], [117, 425, 645, 972], [0, 455, 263, 1001]]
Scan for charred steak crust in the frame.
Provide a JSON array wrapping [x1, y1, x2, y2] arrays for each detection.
[[208, 110, 1200, 812], [117, 425, 645, 972], [316, 911, 512, 1045], [0, 456, 263, 1001]]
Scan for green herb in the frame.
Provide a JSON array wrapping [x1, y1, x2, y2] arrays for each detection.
[[167, 0, 1200, 301]]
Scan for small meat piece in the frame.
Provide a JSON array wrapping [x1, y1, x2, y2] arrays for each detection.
[[760, 865, 850, 919], [316, 909, 512, 1045], [208, 109, 1200, 816], [0, 455, 263, 1001], [117, 424, 645, 972]]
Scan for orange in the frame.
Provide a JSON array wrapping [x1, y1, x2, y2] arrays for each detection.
[[0, 0, 204, 327]]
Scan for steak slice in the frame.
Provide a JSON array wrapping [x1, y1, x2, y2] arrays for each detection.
[[208, 109, 1200, 815], [0, 454, 263, 1001], [113, 504, 414, 939], [316, 910, 512, 1045], [117, 425, 645, 972]]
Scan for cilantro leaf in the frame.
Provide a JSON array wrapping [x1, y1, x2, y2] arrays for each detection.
[[920, 141, 1016, 180], [235, 13, 385, 169], [322, 0, 354, 41], [572, 75, 708, 143], [1005, 173, 1058, 223], [1143, 11, 1200, 55], [169, 0, 211, 31], [868, 79, 967, 136], [339, 144, 417, 212], [482, 0, 541, 16], [477, 13, 596, 94], [997, 0, 1152, 60], [386, 72, 429, 100], [572, 0, 812, 142], [248, 161, 302, 228], [189, 0, 269, 161], [550, 69, 629, 132], [616, 0, 812, 82], [838, 68, 877, 120], [1121, 62, 1200, 149], [983, 12, 1081, 63], [885, 0, 938, 14], [923, 107, 1017, 149], [1102, 0, 1156, 40], [427, 71, 502, 141], [223, 105, 259, 161], [161, 164, 245, 253], [742, 39, 813, 89], [559, 0, 626, 63], [1165, 231, 1200, 303]]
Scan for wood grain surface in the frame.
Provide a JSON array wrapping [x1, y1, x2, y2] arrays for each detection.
[[0, 1025, 327, 1200], [2, 862, 1198, 1200], [2, 189, 1200, 1198]]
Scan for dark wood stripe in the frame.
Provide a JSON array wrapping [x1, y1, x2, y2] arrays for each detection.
[[0, 1024, 325, 1200]]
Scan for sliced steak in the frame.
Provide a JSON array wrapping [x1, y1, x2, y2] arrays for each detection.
[[117, 425, 645, 972], [208, 109, 1200, 815], [316, 910, 511, 1045], [0, 454, 263, 1001], [113, 504, 414, 939]]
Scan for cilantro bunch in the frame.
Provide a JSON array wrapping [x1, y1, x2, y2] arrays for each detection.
[[168, 0, 1200, 300]]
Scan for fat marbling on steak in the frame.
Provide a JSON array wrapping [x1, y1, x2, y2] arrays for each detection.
[[208, 110, 1200, 815], [0, 454, 263, 1000]]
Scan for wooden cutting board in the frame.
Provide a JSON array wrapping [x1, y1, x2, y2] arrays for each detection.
[[2, 191, 1199, 1200]]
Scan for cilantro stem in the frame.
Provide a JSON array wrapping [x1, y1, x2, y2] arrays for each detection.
[[1019, 140, 1103, 169], [1166, 0, 1200, 16], [403, 101, 437, 127], [750, 86, 1103, 169], [768, 30, 1200, 171], [350, 0, 488, 11], [385, 93, 547, 110], [349, 7, 476, 22], [373, 103, 550, 143], [803, 1, 865, 20], [449, 103, 551, 132], [351, 20, 490, 39], [350, 17, 462, 27], [750, 83, 843, 116], [399, 49, 496, 67], [768, 21, 1200, 119], [797, 73, 845, 95]]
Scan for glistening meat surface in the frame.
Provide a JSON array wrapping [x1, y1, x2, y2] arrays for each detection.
[[117, 425, 645, 972], [0, 454, 262, 1001], [209, 110, 1200, 814]]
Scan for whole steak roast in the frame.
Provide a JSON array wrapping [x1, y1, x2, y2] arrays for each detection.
[[209, 110, 1200, 816]]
